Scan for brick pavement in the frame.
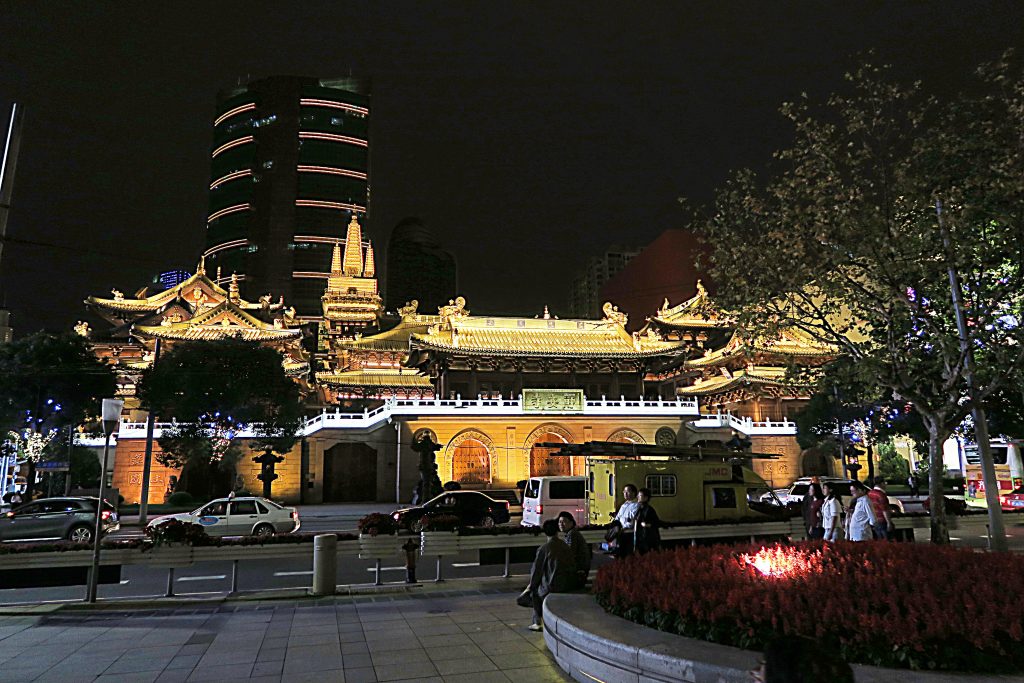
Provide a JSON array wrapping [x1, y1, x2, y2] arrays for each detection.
[[0, 589, 571, 682]]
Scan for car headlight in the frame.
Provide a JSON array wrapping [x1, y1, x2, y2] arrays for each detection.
[[392, 513, 401, 521]]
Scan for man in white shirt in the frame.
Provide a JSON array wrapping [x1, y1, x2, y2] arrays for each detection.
[[846, 482, 877, 542], [612, 484, 638, 556]]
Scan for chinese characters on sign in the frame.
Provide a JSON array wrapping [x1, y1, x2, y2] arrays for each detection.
[[522, 389, 584, 414]]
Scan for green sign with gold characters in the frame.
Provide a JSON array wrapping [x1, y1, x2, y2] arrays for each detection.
[[522, 389, 584, 414]]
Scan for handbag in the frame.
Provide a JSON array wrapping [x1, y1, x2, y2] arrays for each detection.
[[516, 587, 533, 608], [604, 521, 622, 542]]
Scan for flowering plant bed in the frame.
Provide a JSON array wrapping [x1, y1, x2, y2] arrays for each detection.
[[593, 541, 1024, 673], [414, 513, 461, 531], [0, 537, 146, 554], [357, 513, 399, 536]]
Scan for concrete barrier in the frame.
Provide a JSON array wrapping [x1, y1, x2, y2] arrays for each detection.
[[542, 594, 1008, 682]]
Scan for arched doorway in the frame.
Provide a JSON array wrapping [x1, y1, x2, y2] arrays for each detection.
[[800, 447, 832, 478], [450, 438, 491, 485], [530, 435, 572, 477], [525, 425, 576, 477]]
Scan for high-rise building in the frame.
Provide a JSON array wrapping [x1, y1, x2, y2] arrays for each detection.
[[385, 217, 457, 314], [567, 245, 639, 318], [204, 76, 370, 320], [151, 269, 191, 292]]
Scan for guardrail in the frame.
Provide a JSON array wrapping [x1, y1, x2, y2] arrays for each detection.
[[0, 514, 962, 603]]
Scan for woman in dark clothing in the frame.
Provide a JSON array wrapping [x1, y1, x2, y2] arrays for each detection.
[[803, 482, 825, 539], [633, 488, 661, 554]]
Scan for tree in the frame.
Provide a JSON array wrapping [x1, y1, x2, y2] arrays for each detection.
[[0, 332, 117, 500], [137, 339, 303, 500], [697, 53, 1024, 545]]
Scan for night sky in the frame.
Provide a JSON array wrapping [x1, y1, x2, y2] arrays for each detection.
[[1, 2, 1022, 334]]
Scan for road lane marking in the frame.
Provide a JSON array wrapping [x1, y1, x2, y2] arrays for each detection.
[[119, 580, 130, 584], [364, 566, 405, 572], [177, 575, 226, 582], [451, 562, 480, 567], [274, 571, 313, 576]]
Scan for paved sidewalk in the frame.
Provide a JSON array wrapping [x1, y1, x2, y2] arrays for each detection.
[[0, 586, 571, 682]]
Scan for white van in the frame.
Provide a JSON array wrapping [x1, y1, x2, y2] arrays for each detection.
[[521, 476, 587, 528]]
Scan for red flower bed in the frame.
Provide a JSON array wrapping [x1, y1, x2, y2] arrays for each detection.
[[593, 542, 1024, 673]]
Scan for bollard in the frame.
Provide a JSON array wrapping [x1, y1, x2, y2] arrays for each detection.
[[311, 533, 338, 596], [503, 547, 511, 578], [165, 567, 175, 597]]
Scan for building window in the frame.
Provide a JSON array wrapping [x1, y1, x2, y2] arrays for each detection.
[[262, 160, 274, 169], [645, 474, 676, 496]]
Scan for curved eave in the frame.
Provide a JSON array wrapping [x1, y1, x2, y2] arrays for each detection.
[[677, 375, 795, 396], [409, 335, 684, 359], [648, 316, 731, 329], [316, 371, 433, 389], [132, 325, 301, 342]]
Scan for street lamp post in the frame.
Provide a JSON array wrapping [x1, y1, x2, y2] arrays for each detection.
[[86, 398, 123, 603]]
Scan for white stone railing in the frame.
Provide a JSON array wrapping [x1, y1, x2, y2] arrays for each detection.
[[77, 396, 797, 442]]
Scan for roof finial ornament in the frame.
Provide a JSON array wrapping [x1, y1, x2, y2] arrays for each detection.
[[229, 273, 240, 303], [543, 306, 551, 320], [216, 266, 222, 283], [398, 300, 419, 317], [601, 301, 628, 327], [364, 240, 376, 277], [197, 255, 206, 276], [696, 279, 706, 297]]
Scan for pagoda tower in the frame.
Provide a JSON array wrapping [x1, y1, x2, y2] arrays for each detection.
[[321, 214, 383, 339]]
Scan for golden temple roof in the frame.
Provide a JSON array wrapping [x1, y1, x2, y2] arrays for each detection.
[[410, 304, 686, 359], [316, 367, 432, 389], [685, 327, 834, 369], [677, 366, 799, 396], [86, 258, 283, 316], [132, 301, 301, 343], [339, 315, 441, 352], [648, 281, 731, 329]]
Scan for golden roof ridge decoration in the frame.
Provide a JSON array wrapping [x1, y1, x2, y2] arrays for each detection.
[[601, 301, 628, 327], [85, 257, 288, 314], [132, 300, 301, 342]]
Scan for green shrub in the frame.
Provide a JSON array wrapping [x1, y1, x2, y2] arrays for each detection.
[[167, 491, 196, 507]]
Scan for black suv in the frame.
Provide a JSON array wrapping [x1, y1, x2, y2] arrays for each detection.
[[392, 491, 511, 530], [0, 497, 119, 543]]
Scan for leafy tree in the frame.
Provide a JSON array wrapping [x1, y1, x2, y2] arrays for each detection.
[[68, 445, 102, 488], [876, 441, 911, 483], [697, 53, 1024, 545], [137, 339, 303, 500], [0, 332, 117, 500]]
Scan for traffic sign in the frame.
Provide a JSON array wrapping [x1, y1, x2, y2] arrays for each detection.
[[36, 461, 69, 472]]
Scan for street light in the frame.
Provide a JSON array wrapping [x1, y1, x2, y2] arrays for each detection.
[[86, 398, 123, 603]]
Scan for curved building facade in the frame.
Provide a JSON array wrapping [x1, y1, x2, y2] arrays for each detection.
[[205, 76, 370, 319], [385, 217, 457, 314]]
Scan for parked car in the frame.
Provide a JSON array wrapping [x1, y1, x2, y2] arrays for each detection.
[[521, 476, 587, 528], [146, 496, 300, 537], [0, 497, 119, 543], [1002, 486, 1024, 511], [392, 491, 511, 530]]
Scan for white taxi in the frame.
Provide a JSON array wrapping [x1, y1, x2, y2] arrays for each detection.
[[147, 496, 300, 537]]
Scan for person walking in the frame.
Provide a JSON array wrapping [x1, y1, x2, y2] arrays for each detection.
[[846, 482, 877, 542], [802, 482, 825, 539], [867, 478, 895, 540], [908, 473, 921, 498], [821, 482, 843, 543], [557, 511, 590, 588], [634, 488, 662, 554], [526, 519, 575, 631]]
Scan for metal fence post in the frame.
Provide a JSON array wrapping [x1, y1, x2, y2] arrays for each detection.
[[503, 547, 511, 578], [230, 559, 239, 594], [374, 559, 382, 586], [165, 567, 175, 597], [435, 555, 444, 582]]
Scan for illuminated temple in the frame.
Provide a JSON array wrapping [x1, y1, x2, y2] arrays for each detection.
[[86, 214, 837, 504]]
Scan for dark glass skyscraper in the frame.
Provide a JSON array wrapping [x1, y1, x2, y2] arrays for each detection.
[[385, 217, 457, 314], [204, 76, 370, 319]]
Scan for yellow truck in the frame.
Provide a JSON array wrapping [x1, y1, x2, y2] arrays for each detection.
[[531, 441, 776, 525]]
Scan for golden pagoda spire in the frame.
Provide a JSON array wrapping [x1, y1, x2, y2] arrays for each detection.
[[364, 240, 376, 277], [330, 241, 343, 275], [342, 214, 363, 276], [197, 255, 206, 276], [229, 273, 240, 303]]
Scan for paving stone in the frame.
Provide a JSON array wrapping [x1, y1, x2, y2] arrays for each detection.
[[251, 660, 284, 676], [433, 655, 499, 675], [370, 648, 430, 666], [185, 662, 254, 681], [442, 671, 511, 683], [373, 660, 438, 682], [342, 653, 372, 669], [425, 643, 487, 661], [344, 666, 378, 683]]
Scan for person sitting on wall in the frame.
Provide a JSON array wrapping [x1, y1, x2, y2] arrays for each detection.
[[557, 511, 590, 588], [526, 519, 575, 632]]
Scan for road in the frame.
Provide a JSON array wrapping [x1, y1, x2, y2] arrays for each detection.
[[4, 501, 1024, 606]]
